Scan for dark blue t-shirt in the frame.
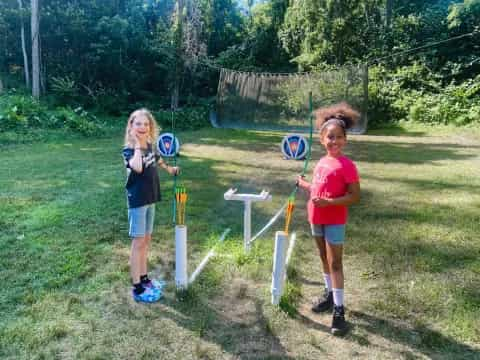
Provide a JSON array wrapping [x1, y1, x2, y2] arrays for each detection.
[[122, 144, 162, 208]]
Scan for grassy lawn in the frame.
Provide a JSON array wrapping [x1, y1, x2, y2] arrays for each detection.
[[0, 124, 479, 359]]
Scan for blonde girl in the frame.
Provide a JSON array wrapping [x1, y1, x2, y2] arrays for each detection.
[[122, 108, 178, 303]]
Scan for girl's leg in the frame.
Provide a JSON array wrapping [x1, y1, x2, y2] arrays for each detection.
[[326, 242, 344, 293], [140, 204, 155, 279], [130, 236, 147, 284], [314, 235, 333, 290], [311, 235, 334, 313], [326, 241, 347, 335], [314, 236, 330, 274], [140, 234, 152, 277]]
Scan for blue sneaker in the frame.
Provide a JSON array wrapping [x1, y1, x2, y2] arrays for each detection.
[[144, 278, 166, 293], [132, 287, 161, 303]]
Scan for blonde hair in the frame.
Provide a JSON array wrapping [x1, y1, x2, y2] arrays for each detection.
[[315, 102, 360, 135], [124, 108, 160, 147]]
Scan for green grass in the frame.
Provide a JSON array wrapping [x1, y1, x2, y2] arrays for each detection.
[[0, 124, 479, 359]]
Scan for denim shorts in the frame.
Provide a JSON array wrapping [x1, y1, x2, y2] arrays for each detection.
[[128, 204, 155, 237], [310, 224, 346, 245]]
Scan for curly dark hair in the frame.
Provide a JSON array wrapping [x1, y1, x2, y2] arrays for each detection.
[[315, 102, 360, 135]]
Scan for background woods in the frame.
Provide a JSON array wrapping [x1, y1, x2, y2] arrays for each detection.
[[0, 0, 479, 128]]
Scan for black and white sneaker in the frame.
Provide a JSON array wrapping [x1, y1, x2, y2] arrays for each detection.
[[311, 289, 333, 313], [331, 305, 348, 336]]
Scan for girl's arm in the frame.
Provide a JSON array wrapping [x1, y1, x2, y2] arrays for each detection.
[[129, 147, 143, 173], [312, 182, 360, 207], [157, 158, 179, 176], [296, 176, 311, 192]]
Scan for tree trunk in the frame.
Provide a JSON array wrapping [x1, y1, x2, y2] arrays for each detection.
[[18, 0, 30, 89], [385, 0, 393, 29], [31, 0, 40, 98]]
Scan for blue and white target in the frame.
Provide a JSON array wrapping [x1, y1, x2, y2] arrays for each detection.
[[157, 132, 180, 157], [281, 134, 308, 160]]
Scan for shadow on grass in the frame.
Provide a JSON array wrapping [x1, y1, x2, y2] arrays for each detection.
[[362, 173, 480, 192], [185, 128, 478, 167], [161, 292, 296, 359], [365, 124, 427, 137], [297, 276, 323, 287], [348, 140, 478, 165], [349, 310, 480, 359]]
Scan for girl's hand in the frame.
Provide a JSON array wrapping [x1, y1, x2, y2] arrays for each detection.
[[131, 131, 141, 148], [296, 175, 309, 189], [311, 196, 331, 207], [132, 129, 147, 148], [169, 166, 180, 176]]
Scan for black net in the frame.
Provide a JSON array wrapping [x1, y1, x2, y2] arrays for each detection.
[[214, 65, 368, 134]]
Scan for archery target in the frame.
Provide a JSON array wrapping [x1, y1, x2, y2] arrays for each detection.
[[281, 134, 308, 160], [157, 132, 180, 157]]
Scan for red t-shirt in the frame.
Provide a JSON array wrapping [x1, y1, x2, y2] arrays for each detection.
[[308, 155, 359, 225]]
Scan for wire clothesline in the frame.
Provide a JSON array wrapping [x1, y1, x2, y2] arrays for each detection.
[[197, 29, 480, 75], [367, 29, 480, 65]]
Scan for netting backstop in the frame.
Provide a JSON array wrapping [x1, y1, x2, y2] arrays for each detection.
[[214, 65, 368, 134]]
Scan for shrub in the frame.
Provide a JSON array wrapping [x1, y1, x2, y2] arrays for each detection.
[[368, 65, 480, 126], [50, 76, 79, 103], [153, 105, 211, 131], [55, 106, 103, 135], [0, 95, 48, 130], [0, 94, 103, 135]]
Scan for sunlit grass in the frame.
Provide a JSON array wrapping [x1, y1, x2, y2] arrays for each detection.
[[0, 125, 479, 358]]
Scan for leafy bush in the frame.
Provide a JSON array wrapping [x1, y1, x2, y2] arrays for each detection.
[[54, 106, 104, 135], [0, 94, 103, 135], [50, 76, 79, 103], [0, 95, 49, 130], [153, 105, 211, 131], [407, 79, 480, 125], [368, 65, 480, 127]]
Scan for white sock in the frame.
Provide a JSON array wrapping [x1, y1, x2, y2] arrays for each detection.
[[332, 288, 344, 307], [323, 273, 332, 292]]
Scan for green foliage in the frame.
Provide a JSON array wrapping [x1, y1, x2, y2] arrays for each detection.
[[407, 79, 480, 125], [0, 94, 103, 135], [280, 0, 383, 68], [0, 95, 48, 130], [1, 0, 479, 131], [54, 106, 103, 135], [153, 105, 211, 131], [279, 281, 301, 317], [200, 0, 245, 56], [448, 0, 480, 31], [369, 65, 480, 126], [50, 76, 79, 103]]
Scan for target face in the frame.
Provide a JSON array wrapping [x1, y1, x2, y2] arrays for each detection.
[[281, 134, 308, 160], [157, 132, 180, 157]]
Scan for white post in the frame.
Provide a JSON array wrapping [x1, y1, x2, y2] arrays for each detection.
[[271, 231, 288, 305], [175, 225, 188, 289], [244, 200, 251, 252], [285, 232, 297, 266]]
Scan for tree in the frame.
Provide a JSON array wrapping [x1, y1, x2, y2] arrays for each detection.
[[244, 0, 291, 70], [200, 0, 244, 56], [31, 0, 40, 98], [280, 0, 384, 68], [18, 0, 30, 89], [385, 0, 393, 29]]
